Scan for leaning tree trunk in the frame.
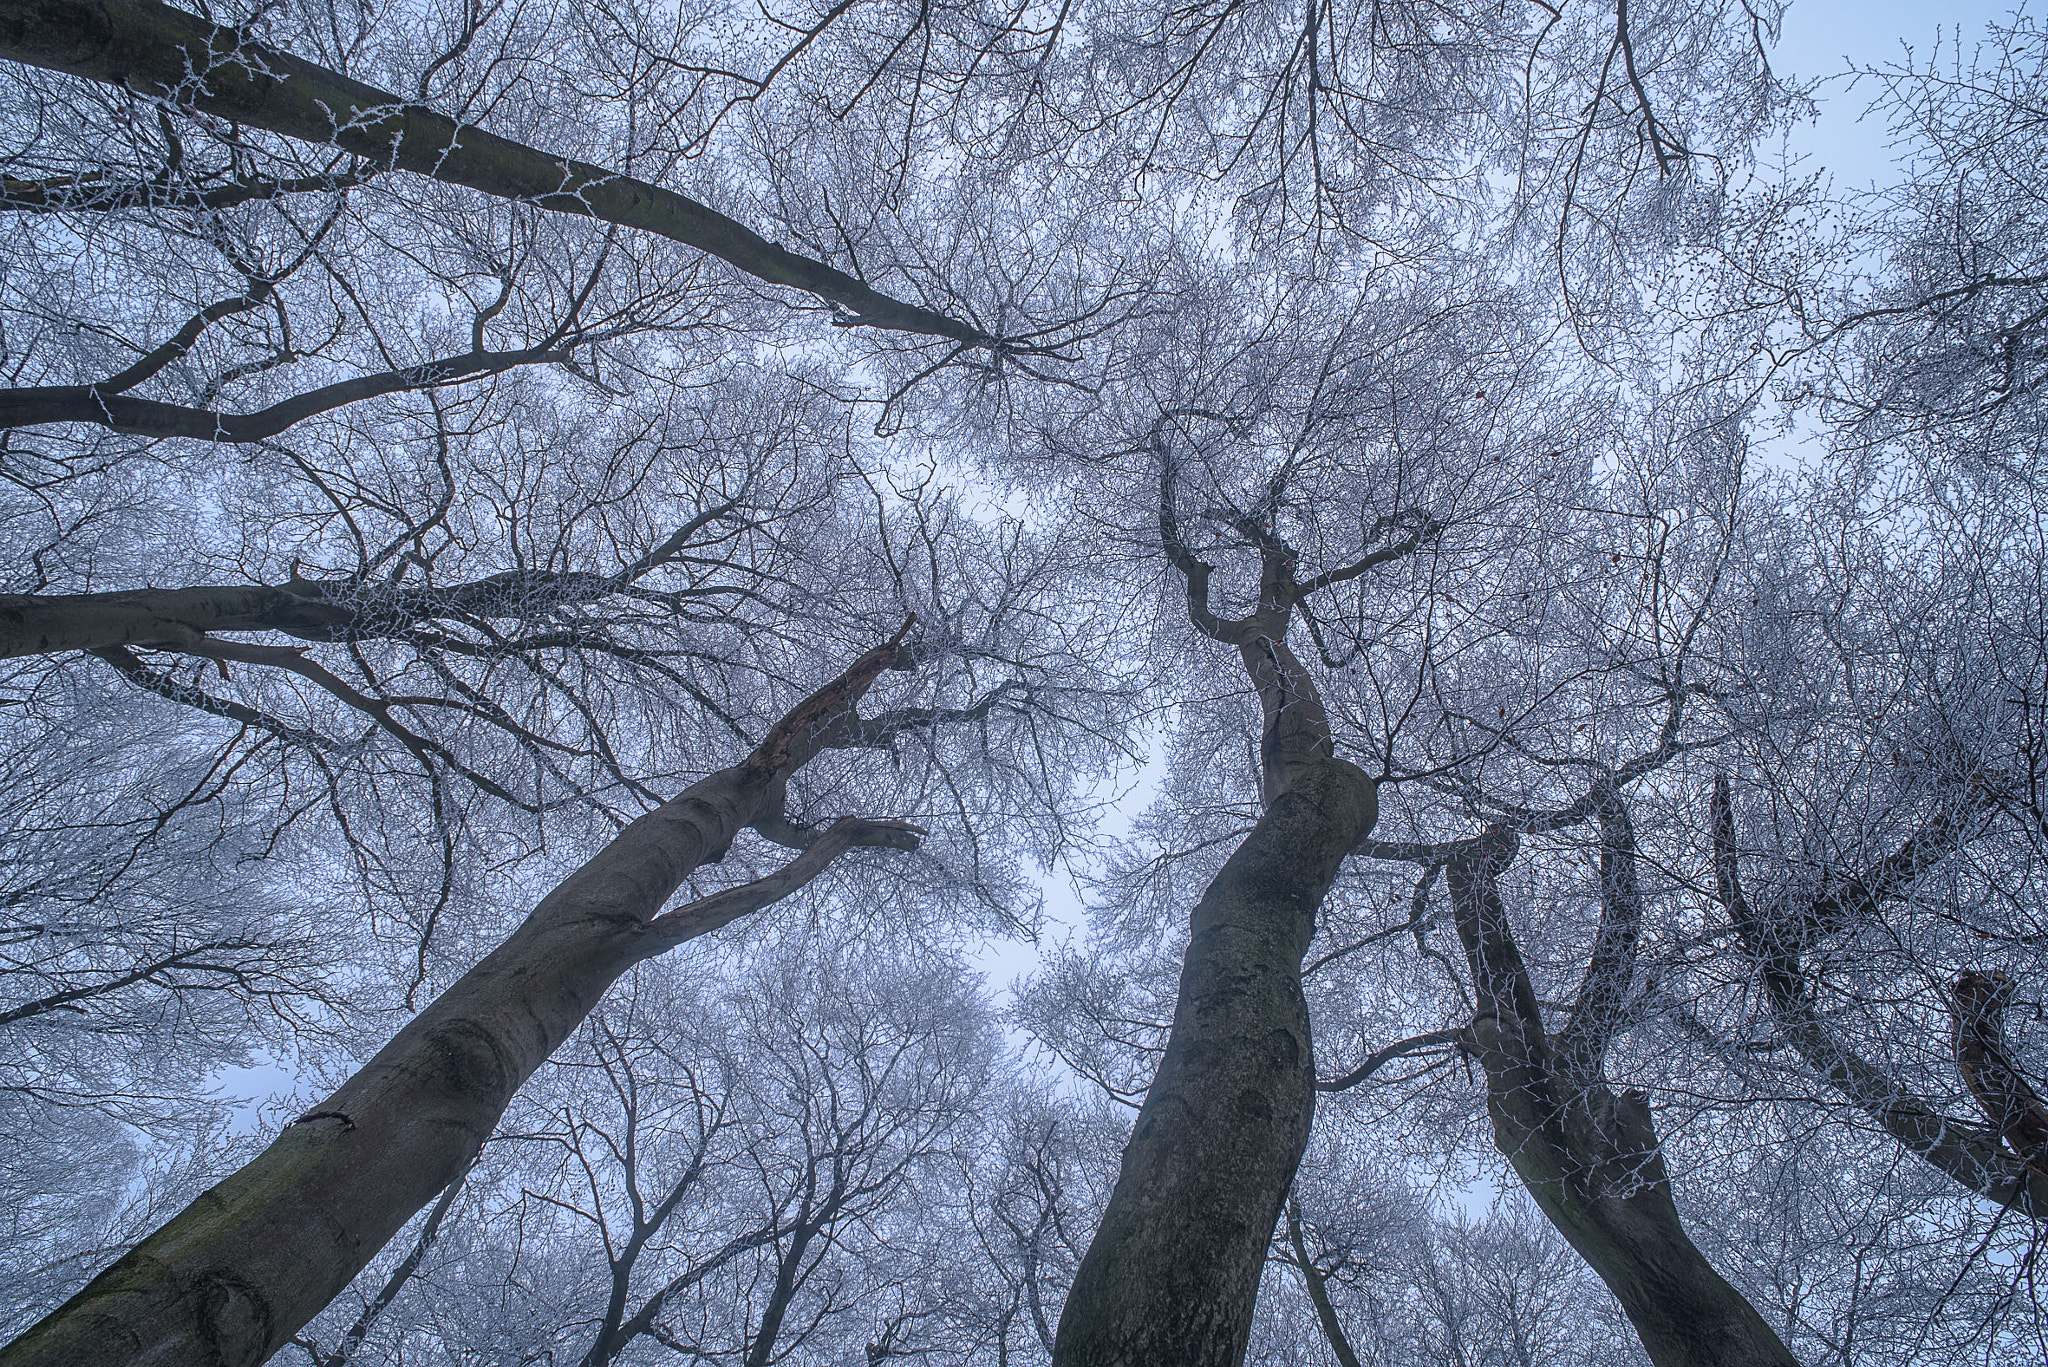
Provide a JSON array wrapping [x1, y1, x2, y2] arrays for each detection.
[[0, 632, 921, 1367], [1446, 835, 1798, 1367], [1052, 755, 1378, 1367]]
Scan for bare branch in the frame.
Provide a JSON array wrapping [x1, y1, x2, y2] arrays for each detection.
[[0, 0, 989, 343]]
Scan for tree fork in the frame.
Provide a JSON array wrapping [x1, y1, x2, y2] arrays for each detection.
[[1445, 837, 1798, 1367], [0, 633, 921, 1367]]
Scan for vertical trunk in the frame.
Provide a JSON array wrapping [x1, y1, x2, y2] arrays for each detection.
[[0, 636, 916, 1367], [1445, 840, 1798, 1367], [1052, 757, 1378, 1367]]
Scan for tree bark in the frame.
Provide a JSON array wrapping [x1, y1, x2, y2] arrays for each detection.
[[1713, 777, 2048, 1216], [1951, 971, 2048, 1163], [1051, 756, 1378, 1367], [1445, 836, 1798, 1367], [0, 633, 920, 1367], [0, 585, 355, 657], [0, 0, 986, 344], [0, 561, 705, 658], [1057, 448, 1432, 1367]]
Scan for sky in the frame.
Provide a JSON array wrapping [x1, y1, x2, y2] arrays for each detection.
[[1774, 0, 2025, 190], [964, 0, 2043, 1027], [218, 0, 2038, 1120]]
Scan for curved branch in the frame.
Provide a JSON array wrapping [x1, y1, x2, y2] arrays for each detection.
[[0, 346, 571, 443], [1553, 790, 1643, 1082], [1292, 512, 1442, 596], [1314, 1028, 1461, 1092], [647, 814, 923, 947], [88, 643, 336, 750], [1713, 776, 2048, 1216], [0, 940, 274, 1026], [1155, 441, 1240, 645], [1952, 971, 2048, 1168]]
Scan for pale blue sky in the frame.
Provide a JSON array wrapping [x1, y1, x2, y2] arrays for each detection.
[[1775, 0, 2025, 189], [972, 0, 2048, 1017]]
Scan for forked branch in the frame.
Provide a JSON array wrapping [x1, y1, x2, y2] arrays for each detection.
[[1714, 776, 2048, 1216]]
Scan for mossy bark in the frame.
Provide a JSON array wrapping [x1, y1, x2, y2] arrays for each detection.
[[1052, 757, 1378, 1367]]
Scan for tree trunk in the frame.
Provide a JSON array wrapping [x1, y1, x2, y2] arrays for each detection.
[[0, 0, 983, 343], [1052, 756, 1378, 1367], [0, 636, 918, 1367], [0, 585, 354, 657], [1283, 1202, 1365, 1367], [1445, 839, 1798, 1367]]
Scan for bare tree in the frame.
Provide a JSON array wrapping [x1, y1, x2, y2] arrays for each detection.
[[0, 626, 942, 1366], [5, 1, 2044, 1364]]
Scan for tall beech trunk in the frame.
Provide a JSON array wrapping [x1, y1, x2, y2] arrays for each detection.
[[1051, 756, 1377, 1367], [1445, 834, 1798, 1367], [1051, 445, 1433, 1367], [0, 0, 983, 343], [0, 632, 921, 1367]]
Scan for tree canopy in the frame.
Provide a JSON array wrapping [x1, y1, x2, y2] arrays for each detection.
[[2, 0, 2046, 1364]]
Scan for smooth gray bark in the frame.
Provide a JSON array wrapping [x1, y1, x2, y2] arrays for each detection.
[[1049, 447, 1421, 1367], [0, 633, 920, 1367], [0, 0, 986, 343], [1051, 756, 1377, 1367], [1446, 835, 1799, 1367]]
